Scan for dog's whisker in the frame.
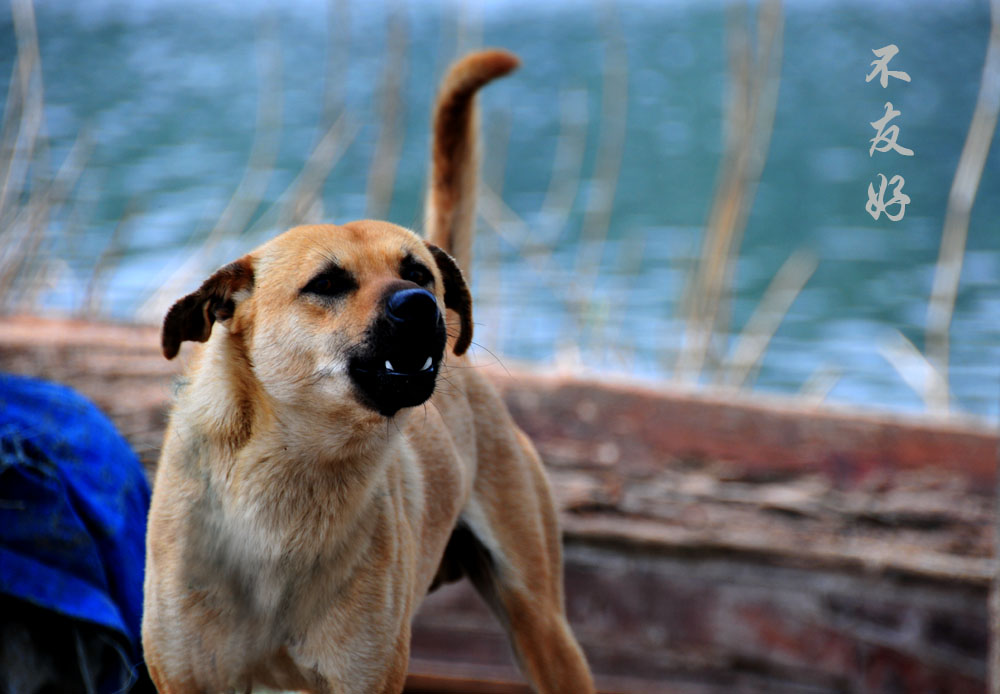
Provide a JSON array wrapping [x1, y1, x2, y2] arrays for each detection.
[[432, 384, 460, 398], [428, 399, 448, 420], [462, 341, 511, 377]]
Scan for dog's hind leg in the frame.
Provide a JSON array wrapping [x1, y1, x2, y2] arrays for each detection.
[[454, 428, 595, 694], [479, 562, 595, 694]]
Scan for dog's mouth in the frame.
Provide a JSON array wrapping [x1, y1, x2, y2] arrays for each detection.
[[347, 287, 447, 417], [348, 349, 443, 417]]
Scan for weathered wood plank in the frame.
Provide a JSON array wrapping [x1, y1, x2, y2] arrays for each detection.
[[487, 366, 998, 489], [0, 315, 995, 693]]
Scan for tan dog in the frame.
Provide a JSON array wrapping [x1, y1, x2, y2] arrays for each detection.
[[142, 50, 595, 694]]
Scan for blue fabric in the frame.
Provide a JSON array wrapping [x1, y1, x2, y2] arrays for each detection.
[[0, 373, 150, 659]]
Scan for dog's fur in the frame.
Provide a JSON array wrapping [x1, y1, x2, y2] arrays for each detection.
[[142, 50, 595, 694]]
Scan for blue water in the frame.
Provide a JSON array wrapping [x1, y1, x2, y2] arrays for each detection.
[[2, 0, 998, 420]]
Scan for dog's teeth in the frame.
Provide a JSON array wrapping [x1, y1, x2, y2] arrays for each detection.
[[421, 357, 432, 371], [385, 360, 394, 372]]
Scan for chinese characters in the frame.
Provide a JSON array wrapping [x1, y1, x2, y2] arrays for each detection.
[[869, 102, 913, 157], [865, 44, 911, 88], [865, 44, 912, 221]]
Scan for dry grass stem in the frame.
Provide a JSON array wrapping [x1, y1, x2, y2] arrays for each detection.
[[137, 27, 284, 319], [455, 0, 483, 58], [722, 248, 816, 389], [477, 111, 512, 353], [537, 88, 588, 251], [3, 0, 987, 431], [83, 199, 141, 318], [573, 3, 627, 294], [925, 0, 1000, 416], [676, 0, 783, 383], [273, 5, 360, 232], [604, 231, 648, 370], [0, 130, 91, 312], [365, 12, 408, 220], [276, 113, 360, 231], [322, 0, 350, 127], [798, 364, 841, 404], [0, 0, 42, 224], [478, 182, 563, 289], [0, 0, 47, 310], [713, 0, 783, 344], [878, 329, 949, 409], [489, 86, 586, 302]]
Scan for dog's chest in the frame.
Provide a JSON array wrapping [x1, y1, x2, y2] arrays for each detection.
[[185, 485, 375, 619], [181, 491, 406, 691]]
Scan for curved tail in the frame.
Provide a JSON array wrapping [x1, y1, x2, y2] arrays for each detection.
[[425, 49, 519, 275]]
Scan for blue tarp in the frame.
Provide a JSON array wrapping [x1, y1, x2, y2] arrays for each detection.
[[0, 373, 150, 667]]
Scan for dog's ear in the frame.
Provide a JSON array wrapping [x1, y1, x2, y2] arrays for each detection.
[[426, 243, 473, 356], [161, 257, 254, 360]]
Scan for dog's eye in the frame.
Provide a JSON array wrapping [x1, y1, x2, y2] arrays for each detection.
[[302, 267, 357, 299], [401, 262, 433, 287]]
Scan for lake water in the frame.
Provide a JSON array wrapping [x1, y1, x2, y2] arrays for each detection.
[[2, 0, 998, 421]]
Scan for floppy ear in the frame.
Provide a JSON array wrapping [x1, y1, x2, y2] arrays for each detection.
[[161, 257, 254, 360], [426, 243, 473, 356]]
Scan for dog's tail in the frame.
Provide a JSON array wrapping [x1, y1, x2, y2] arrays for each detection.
[[425, 49, 519, 275]]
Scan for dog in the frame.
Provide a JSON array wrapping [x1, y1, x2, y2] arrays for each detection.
[[142, 50, 596, 694]]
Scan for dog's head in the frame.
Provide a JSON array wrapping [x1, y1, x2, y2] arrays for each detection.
[[161, 221, 472, 418]]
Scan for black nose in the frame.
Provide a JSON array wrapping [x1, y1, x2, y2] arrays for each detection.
[[386, 288, 439, 325]]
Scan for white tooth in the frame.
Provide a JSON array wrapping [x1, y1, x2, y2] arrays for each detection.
[[421, 357, 432, 371], [385, 360, 394, 372]]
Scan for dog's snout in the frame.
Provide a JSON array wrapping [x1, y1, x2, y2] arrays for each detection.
[[349, 285, 446, 416], [387, 288, 439, 325]]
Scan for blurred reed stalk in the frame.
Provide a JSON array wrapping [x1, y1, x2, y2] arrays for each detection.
[[603, 232, 648, 370], [572, 1, 627, 339], [137, 20, 284, 319], [474, 1, 801, 383], [798, 363, 841, 404], [365, 11, 408, 221], [537, 88, 588, 250], [478, 110, 512, 354], [478, 184, 564, 284], [475, 4, 624, 366], [138, 6, 362, 319], [322, 0, 349, 129], [675, 0, 783, 384], [0, 0, 89, 314], [987, 12, 1000, 687], [474, 84, 586, 357], [269, 0, 358, 232], [478, 86, 588, 259], [878, 329, 949, 411], [4, 0, 984, 423], [0, 0, 41, 229], [925, 0, 1000, 416], [722, 248, 816, 389], [272, 114, 359, 231], [454, 0, 483, 62], [3, 133, 89, 313], [474, 86, 589, 356], [276, 0, 354, 231], [0, 0, 47, 306], [83, 198, 141, 318]]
